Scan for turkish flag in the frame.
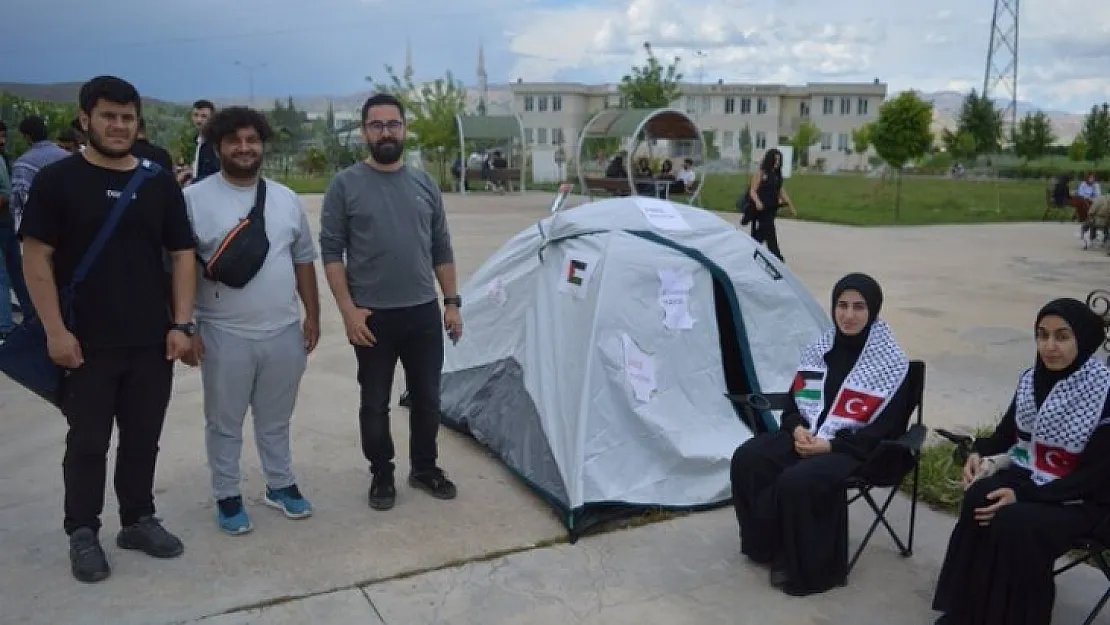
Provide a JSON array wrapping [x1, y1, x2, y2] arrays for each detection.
[[1034, 443, 1081, 478], [830, 388, 884, 423]]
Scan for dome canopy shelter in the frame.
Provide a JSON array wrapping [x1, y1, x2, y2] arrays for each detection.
[[575, 107, 706, 205], [455, 114, 528, 194]]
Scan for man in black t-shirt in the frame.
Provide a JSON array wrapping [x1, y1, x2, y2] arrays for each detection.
[[19, 75, 198, 584], [132, 117, 175, 172]]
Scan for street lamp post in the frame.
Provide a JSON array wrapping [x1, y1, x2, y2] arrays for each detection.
[[234, 61, 268, 108]]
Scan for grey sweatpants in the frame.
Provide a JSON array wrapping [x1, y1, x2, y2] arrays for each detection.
[[200, 321, 307, 500]]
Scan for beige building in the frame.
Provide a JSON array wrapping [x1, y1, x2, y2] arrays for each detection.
[[510, 79, 887, 171]]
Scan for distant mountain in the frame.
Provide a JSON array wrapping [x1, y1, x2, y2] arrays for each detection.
[[915, 90, 1085, 144], [0, 81, 182, 110]]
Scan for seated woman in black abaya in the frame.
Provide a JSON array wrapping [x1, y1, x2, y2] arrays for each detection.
[[730, 273, 913, 596], [932, 298, 1110, 625]]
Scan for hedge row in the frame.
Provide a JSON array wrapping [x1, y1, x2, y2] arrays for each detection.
[[993, 164, 1110, 180]]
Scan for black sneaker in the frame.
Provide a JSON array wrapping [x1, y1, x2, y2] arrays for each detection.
[[409, 467, 457, 500], [368, 473, 396, 511], [69, 528, 111, 583], [116, 516, 184, 559]]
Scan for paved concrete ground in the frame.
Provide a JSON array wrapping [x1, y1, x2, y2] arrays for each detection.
[[1, 190, 1107, 625]]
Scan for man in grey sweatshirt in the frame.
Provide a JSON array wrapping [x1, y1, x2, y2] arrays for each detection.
[[319, 93, 462, 511]]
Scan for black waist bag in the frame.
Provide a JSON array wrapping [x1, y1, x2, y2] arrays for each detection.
[[200, 178, 270, 288]]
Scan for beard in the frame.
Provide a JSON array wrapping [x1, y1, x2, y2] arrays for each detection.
[[369, 138, 403, 165], [86, 126, 133, 158], [221, 153, 262, 178]]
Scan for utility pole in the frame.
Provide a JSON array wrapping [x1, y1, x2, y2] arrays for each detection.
[[234, 61, 268, 108], [983, 0, 1019, 139]]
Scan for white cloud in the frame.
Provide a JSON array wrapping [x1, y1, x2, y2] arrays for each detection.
[[500, 0, 1110, 112]]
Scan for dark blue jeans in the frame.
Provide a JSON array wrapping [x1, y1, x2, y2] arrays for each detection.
[[0, 223, 32, 332]]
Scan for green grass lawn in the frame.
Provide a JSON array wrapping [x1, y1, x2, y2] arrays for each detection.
[[275, 171, 1058, 227]]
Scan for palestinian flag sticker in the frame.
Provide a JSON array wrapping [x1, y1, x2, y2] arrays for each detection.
[[792, 370, 822, 401]]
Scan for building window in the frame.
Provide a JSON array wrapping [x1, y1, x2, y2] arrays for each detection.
[[552, 95, 562, 112], [525, 128, 534, 144], [837, 133, 849, 151], [537, 128, 547, 144], [757, 98, 767, 114], [857, 98, 869, 115], [840, 97, 851, 115], [723, 130, 735, 148], [820, 133, 832, 150], [822, 97, 834, 114], [755, 131, 767, 149], [725, 97, 736, 114], [702, 96, 711, 113], [800, 101, 810, 116], [524, 96, 534, 112], [552, 128, 564, 145], [538, 96, 548, 112], [741, 98, 752, 114]]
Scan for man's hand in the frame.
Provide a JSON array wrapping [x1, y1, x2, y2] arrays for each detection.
[[303, 316, 320, 353], [47, 330, 83, 369], [974, 487, 1017, 525], [182, 335, 204, 367], [166, 329, 191, 361], [961, 453, 983, 488], [444, 305, 463, 344], [796, 436, 831, 457], [342, 307, 375, 347]]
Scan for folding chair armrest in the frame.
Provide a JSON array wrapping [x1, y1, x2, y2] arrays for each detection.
[[854, 424, 928, 481]]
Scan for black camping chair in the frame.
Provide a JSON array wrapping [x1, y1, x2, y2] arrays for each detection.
[[1054, 523, 1110, 625], [728, 359, 928, 575]]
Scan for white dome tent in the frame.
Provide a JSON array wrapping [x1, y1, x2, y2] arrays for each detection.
[[435, 196, 831, 539]]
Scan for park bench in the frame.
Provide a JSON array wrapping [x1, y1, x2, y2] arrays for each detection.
[[583, 176, 632, 199], [465, 168, 521, 192]]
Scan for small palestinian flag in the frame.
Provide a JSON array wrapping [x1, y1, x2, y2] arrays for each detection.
[[791, 370, 822, 401]]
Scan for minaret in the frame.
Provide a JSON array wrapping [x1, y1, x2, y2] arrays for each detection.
[[477, 40, 488, 115], [404, 38, 414, 83]]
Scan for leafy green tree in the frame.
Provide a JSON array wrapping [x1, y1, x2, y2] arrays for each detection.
[[940, 128, 977, 162], [787, 120, 821, 167], [1069, 134, 1088, 162], [1081, 103, 1110, 162], [619, 42, 683, 109], [850, 123, 872, 168], [1011, 111, 1056, 161], [954, 89, 1004, 156], [374, 65, 467, 168], [738, 123, 752, 170], [870, 90, 934, 219]]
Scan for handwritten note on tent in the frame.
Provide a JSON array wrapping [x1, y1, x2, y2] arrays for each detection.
[[487, 276, 508, 307], [635, 197, 691, 231], [658, 269, 696, 330], [621, 333, 657, 403]]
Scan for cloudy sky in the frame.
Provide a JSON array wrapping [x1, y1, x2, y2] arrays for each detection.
[[3, 0, 1107, 112]]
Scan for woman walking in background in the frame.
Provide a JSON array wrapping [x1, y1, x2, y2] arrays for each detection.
[[746, 148, 795, 262]]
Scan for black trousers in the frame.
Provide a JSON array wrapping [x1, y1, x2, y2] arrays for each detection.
[[353, 300, 444, 476], [751, 214, 783, 262], [61, 345, 175, 535]]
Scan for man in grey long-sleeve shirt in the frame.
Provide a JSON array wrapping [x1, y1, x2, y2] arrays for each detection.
[[319, 92, 462, 511]]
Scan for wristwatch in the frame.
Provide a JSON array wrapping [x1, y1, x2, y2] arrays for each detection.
[[170, 322, 197, 337], [443, 296, 462, 308]]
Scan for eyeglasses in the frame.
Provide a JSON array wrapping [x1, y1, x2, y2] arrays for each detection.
[[365, 120, 404, 132]]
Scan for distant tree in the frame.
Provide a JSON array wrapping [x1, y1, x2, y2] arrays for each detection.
[[375, 65, 467, 164], [1069, 134, 1088, 162], [850, 123, 872, 168], [954, 89, 1004, 156], [325, 100, 335, 133], [787, 120, 821, 167], [738, 123, 753, 170], [1081, 103, 1110, 162], [870, 90, 934, 219], [619, 42, 683, 109], [1011, 111, 1056, 161], [941, 128, 977, 162]]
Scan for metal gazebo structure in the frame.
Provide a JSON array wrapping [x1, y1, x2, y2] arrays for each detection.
[[455, 113, 528, 194], [574, 107, 706, 205]]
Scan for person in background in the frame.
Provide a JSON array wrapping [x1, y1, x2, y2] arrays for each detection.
[[181, 106, 320, 535], [0, 139, 11, 338], [1077, 171, 1101, 242], [132, 117, 174, 172], [19, 75, 197, 584], [675, 158, 697, 193], [746, 148, 796, 262], [178, 99, 218, 186], [0, 121, 10, 175], [56, 128, 81, 153], [319, 92, 461, 512]]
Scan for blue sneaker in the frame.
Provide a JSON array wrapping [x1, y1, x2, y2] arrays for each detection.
[[216, 496, 252, 535], [264, 484, 313, 519]]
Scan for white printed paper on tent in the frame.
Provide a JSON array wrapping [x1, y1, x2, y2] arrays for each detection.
[[634, 197, 691, 231], [621, 333, 657, 402], [558, 251, 600, 300], [487, 276, 508, 307], [658, 268, 696, 330]]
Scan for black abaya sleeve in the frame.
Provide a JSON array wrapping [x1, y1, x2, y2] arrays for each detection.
[[828, 374, 915, 461], [1015, 399, 1110, 504], [779, 393, 805, 433], [972, 398, 1017, 457]]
